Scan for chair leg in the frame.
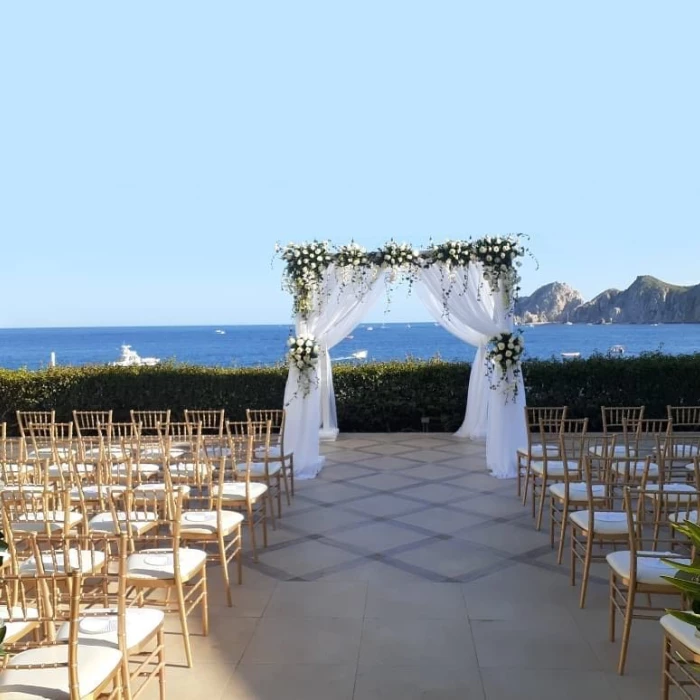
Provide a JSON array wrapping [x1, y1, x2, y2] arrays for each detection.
[[522, 465, 531, 506], [570, 528, 577, 587], [247, 503, 258, 562], [174, 583, 194, 668], [579, 536, 594, 608], [218, 533, 232, 607], [262, 497, 269, 548], [609, 572, 617, 643], [617, 586, 635, 675], [200, 566, 209, 637], [289, 456, 295, 497], [535, 479, 547, 530], [236, 526, 243, 585], [276, 474, 282, 519], [157, 627, 166, 700], [661, 634, 670, 700], [556, 503, 568, 565], [280, 461, 291, 507]]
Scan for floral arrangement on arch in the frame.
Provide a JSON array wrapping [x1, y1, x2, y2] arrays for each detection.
[[470, 235, 525, 302], [277, 241, 333, 318], [486, 331, 524, 401], [287, 334, 321, 398]]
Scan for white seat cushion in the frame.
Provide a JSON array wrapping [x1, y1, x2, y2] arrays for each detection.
[[590, 444, 638, 457], [611, 461, 659, 478], [169, 462, 210, 478], [203, 445, 231, 458], [133, 483, 191, 499], [254, 445, 289, 460], [1, 485, 48, 495], [606, 550, 690, 585], [212, 481, 268, 501], [57, 607, 164, 652], [89, 511, 158, 535], [14, 510, 83, 533], [28, 447, 73, 459], [642, 483, 697, 503], [70, 484, 126, 501], [669, 510, 698, 524], [47, 463, 94, 478], [238, 461, 282, 476], [20, 549, 106, 575], [179, 510, 244, 536], [140, 447, 186, 459], [1, 464, 34, 474], [0, 605, 40, 644], [548, 482, 606, 502], [0, 643, 122, 699], [661, 613, 700, 654], [530, 460, 578, 477], [127, 548, 207, 581], [569, 510, 630, 535], [517, 444, 559, 458], [111, 462, 161, 477]]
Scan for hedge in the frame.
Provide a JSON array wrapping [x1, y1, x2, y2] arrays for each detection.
[[1, 353, 699, 435]]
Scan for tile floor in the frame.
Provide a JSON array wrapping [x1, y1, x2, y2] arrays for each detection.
[[149, 433, 673, 699]]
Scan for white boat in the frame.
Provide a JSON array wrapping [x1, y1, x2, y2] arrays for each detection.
[[215, 329, 226, 335], [110, 345, 160, 367], [333, 350, 368, 362], [561, 352, 581, 360], [609, 344, 625, 355], [564, 321, 573, 326], [366, 326, 373, 331]]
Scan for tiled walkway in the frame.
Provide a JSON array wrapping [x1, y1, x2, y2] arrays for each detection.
[[154, 434, 666, 699]]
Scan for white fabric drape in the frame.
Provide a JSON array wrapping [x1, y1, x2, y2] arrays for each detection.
[[415, 263, 526, 478], [283, 265, 386, 479]]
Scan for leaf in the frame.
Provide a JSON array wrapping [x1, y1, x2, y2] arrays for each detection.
[[661, 575, 700, 597]]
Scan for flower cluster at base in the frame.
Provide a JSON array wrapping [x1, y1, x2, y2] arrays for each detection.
[[287, 334, 320, 398], [486, 331, 524, 401]]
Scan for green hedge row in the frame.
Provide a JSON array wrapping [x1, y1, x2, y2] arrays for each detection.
[[0, 353, 699, 435]]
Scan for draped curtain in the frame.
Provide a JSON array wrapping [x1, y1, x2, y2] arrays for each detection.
[[283, 261, 527, 480], [415, 263, 526, 478], [282, 265, 387, 479]]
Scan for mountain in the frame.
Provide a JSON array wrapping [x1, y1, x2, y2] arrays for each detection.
[[571, 276, 700, 324], [515, 282, 584, 324], [516, 276, 700, 324]]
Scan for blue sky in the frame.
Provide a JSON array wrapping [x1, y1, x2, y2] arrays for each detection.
[[1, 1, 698, 327]]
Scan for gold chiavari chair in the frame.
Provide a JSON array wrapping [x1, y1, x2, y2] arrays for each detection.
[[0, 569, 125, 700], [608, 486, 698, 675], [73, 409, 113, 439], [124, 486, 208, 669], [26, 421, 75, 463], [661, 611, 700, 698], [216, 426, 270, 562], [159, 421, 209, 490], [185, 408, 225, 437], [246, 408, 294, 499], [53, 533, 167, 700], [108, 422, 161, 488], [151, 420, 192, 461], [87, 488, 161, 541], [531, 418, 587, 530], [588, 406, 645, 459], [16, 409, 55, 438], [546, 418, 591, 563], [569, 450, 648, 608], [178, 447, 244, 607], [668, 404, 700, 433], [522, 414, 566, 510], [130, 409, 170, 438], [517, 406, 567, 499]]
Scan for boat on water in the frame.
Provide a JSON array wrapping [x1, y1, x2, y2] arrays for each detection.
[[215, 329, 226, 335], [366, 326, 373, 331], [561, 352, 581, 360], [564, 321, 573, 326], [333, 350, 368, 362], [110, 345, 160, 367], [609, 344, 625, 355]]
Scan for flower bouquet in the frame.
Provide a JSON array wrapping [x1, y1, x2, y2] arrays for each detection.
[[287, 334, 321, 397], [278, 241, 333, 318], [486, 331, 524, 400]]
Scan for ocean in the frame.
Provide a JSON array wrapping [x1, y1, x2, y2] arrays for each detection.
[[1, 323, 700, 371]]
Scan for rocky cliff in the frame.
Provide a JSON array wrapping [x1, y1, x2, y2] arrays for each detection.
[[516, 276, 700, 324], [515, 282, 584, 323], [570, 276, 700, 324]]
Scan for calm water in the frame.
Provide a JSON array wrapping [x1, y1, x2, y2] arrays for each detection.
[[1, 323, 699, 371]]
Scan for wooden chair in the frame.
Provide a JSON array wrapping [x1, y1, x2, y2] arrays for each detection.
[[661, 613, 700, 699], [247, 408, 294, 499], [608, 486, 698, 675], [73, 410, 113, 439], [0, 569, 125, 699], [130, 409, 170, 437], [123, 486, 208, 669], [517, 406, 567, 498], [185, 409, 225, 437], [16, 409, 55, 438]]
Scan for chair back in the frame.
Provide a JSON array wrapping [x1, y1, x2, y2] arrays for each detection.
[[601, 406, 645, 435], [668, 405, 700, 432], [185, 409, 225, 437], [16, 410, 55, 437]]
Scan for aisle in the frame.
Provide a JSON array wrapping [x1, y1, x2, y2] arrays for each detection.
[[150, 433, 663, 700]]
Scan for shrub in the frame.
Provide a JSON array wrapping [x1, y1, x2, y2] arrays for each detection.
[[1, 353, 699, 435]]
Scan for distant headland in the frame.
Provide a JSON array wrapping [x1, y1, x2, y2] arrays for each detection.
[[516, 276, 700, 324]]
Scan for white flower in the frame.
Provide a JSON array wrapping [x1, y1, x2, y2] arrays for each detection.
[[287, 337, 295, 347], [506, 358, 513, 366], [493, 246, 500, 253], [506, 350, 512, 357], [296, 361, 304, 369], [479, 247, 486, 254], [353, 259, 360, 266], [495, 354, 503, 362], [486, 255, 492, 262], [497, 342, 505, 350]]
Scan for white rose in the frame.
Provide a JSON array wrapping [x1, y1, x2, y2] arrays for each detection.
[[497, 342, 505, 350], [353, 259, 360, 266], [495, 354, 503, 362], [287, 337, 295, 347], [506, 358, 513, 366], [506, 350, 512, 357], [493, 246, 499, 253], [479, 247, 486, 254], [486, 255, 492, 262], [296, 361, 305, 369]]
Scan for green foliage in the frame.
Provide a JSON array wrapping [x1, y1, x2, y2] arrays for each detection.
[[662, 520, 700, 628], [1, 353, 700, 434]]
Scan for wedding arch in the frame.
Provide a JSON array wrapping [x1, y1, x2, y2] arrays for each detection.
[[277, 237, 529, 481]]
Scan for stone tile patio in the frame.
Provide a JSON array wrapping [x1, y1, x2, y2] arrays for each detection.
[[147, 433, 667, 699]]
